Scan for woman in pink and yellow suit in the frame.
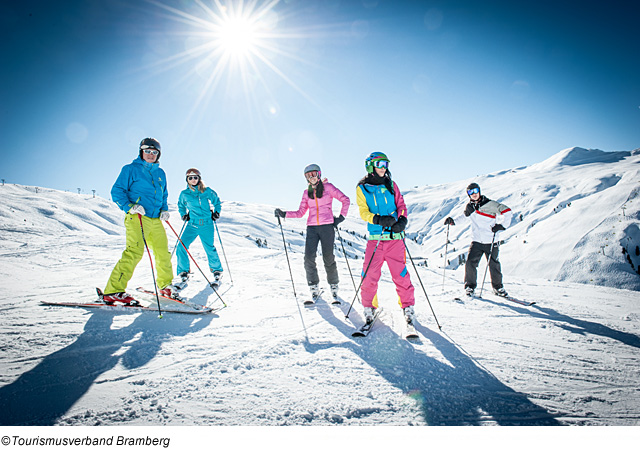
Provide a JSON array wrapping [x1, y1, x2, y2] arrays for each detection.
[[356, 152, 415, 325]]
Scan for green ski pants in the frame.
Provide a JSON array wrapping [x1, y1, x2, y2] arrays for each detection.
[[104, 214, 173, 294]]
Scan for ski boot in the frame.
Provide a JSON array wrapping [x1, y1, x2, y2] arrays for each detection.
[[212, 271, 223, 287], [159, 284, 181, 299], [178, 271, 190, 282], [403, 305, 415, 325], [465, 286, 475, 297], [363, 307, 376, 324], [101, 291, 139, 306], [493, 287, 508, 297]]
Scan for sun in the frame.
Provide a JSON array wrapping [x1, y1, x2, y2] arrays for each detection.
[[217, 16, 260, 58]]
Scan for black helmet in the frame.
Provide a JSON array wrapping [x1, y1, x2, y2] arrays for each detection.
[[466, 183, 480, 196], [139, 137, 161, 161]]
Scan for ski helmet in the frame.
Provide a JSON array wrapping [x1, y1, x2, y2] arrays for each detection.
[[185, 168, 201, 180], [466, 183, 481, 196], [365, 152, 390, 173], [139, 137, 161, 161], [304, 164, 321, 180]]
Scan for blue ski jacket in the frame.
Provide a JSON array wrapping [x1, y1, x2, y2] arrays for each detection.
[[111, 157, 168, 218]]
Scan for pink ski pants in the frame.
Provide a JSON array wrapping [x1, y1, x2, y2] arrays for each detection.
[[360, 239, 415, 309]]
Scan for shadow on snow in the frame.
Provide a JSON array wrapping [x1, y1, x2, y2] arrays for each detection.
[[0, 311, 213, 425]]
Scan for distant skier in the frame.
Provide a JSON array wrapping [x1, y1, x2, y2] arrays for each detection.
[[176, 168, 223, 286], [274, 164, 350, 301], [444, 182, 513, 297], [103, 138, 180, 304], [356, 152, 416, 325]]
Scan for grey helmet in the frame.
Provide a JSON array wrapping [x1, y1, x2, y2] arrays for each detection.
[[303, 164, 321, 179]]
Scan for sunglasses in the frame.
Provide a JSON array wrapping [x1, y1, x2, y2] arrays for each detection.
[[187, 175, 200, 181], [142, 149, 159, 156], [373, 159, 389, 169], [467, 187, 480, 195]]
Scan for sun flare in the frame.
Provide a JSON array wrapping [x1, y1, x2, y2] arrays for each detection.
[[217, 16, 260, 57]]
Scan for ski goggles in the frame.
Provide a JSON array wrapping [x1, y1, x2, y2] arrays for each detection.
[[305, 170, 319, 179], [187, 175, 200, 181], [142, 148, 160, 155], [372, 159, 389, 169], [467, 187, 480, 195]]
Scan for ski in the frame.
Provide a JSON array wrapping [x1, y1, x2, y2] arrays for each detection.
[[135, 287, 211, 311], [352, 307, 383, 337], [304, 289, 324, 306], [40, 300, 211, 315], [405, 321, 419, 339], [498, 295, 535, 306]]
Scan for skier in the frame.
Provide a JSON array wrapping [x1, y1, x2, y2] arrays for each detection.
[[444, 182, 513, 297], [356, 152, 416, 325], [176, 168, 223, 285], [103, 138, 179, 304], [274, 164, 350, 301]]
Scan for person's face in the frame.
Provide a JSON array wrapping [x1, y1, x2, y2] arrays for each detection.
[[374, 167, 386, 177], [305, 171, 319, 185], [142, 148, 159, 163], [470, 192, 480, 201], [187, 174, 200, 186]]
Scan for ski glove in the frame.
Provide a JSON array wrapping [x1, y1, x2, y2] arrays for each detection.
[[160, 211, 170, 221], [129, 204, 146, 216], [464, 202, 477, 217], [491, 224, 506, 233], [444, 217, 455, 226], [373, 214, 397, 228], [181, 212, 190, 222], [211, 211, 220, 221], [391, 216, 407, 233], [274, 208, 286, 218], [333, 215, 345, 228]]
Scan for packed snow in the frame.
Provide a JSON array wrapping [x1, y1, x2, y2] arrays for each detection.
[[1, 148, 639, 441]]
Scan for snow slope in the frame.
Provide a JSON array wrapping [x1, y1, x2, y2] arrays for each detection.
[[404, 147, 640, 290], [0, 148, 639, 436]]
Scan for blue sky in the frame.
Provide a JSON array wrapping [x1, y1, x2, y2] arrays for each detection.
[[1, 0, 638, 208]]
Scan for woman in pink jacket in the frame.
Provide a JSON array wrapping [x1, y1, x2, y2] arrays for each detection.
[[275, 164, 350, 302]]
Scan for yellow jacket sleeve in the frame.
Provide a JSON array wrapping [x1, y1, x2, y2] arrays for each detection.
[[356, 185, 376, 224]]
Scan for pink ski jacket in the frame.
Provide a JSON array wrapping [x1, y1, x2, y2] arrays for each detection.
[[286, 182, 350, 226]]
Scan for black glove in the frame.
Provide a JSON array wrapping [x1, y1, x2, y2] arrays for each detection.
[[181, 212, 190, 222], [333, 215, 345, 228], [274, 208, 286, 218], [391, 216, 407, 233], [374, 214, 397, 228], [491, 224, 506, 233], [464, 202, 476, 217], [211, 211, 220, 221], [444, 217, 455, 226]]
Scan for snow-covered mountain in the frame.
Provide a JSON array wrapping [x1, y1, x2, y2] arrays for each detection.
[[403, 146, 640, 291], [0, 147, 639, 432]]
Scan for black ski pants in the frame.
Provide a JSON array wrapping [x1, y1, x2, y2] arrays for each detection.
[[464, 241, 503, 290], [304, 224, 339, 286]]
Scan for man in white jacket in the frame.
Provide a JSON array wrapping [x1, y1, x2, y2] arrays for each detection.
[[444, 183, 513, 297]]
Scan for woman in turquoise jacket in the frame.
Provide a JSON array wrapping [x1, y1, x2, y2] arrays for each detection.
[[176, 168, 223, 285]]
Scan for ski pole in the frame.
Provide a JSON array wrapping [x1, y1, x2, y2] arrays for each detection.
[[402, 236, 442, 330], [170, 220, 187, 258], [442, 223, 450, 292], [138, 215, 163, 318], [165, 220, 227, 307], [335, 226, 360, 304], [478, 232, 497, 299], [277, 216, 309, 341], [277, 216, 297, 299], [214, 221, 233, 284], [345, 237, 382, 319]]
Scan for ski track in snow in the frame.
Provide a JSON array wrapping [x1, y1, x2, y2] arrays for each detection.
[[1, 156, 640, 427]]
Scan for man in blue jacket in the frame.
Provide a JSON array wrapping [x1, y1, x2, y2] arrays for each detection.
[[103, 138, 178, 303]]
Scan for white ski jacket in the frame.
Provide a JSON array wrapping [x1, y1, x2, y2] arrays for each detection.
[[465, 197, 513, 244]]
